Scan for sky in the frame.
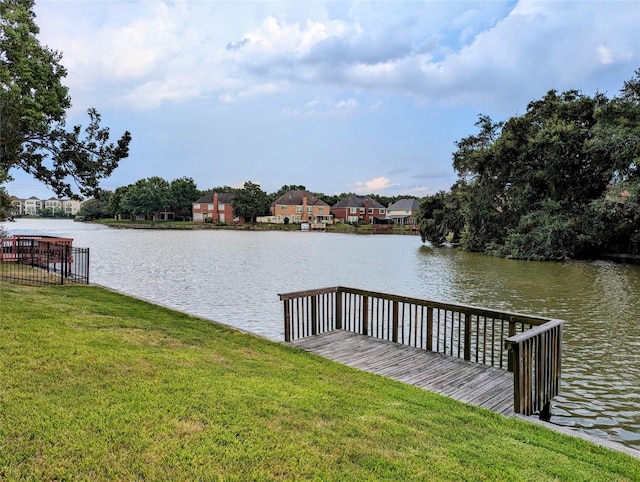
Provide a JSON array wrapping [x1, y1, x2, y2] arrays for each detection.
[[5, 0, 640, 200]]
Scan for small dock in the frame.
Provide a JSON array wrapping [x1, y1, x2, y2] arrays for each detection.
[[280, 286, 564, 418], [290, 330, 515, 416]]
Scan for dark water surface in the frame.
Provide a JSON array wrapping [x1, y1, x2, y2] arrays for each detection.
[[5, 219, 640, 450]]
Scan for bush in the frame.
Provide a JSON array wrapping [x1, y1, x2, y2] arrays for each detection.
[[489, 203, 578, 260]]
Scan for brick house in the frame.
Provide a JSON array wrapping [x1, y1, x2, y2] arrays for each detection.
[[270, 190, 333, 225], [331, 195, 386, 224], [192, 192, 241, 222]]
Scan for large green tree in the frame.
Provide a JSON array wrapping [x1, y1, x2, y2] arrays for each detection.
[[0, 184, 10, 217], [120, 177, 173, 218], [170, 176, 199, 220], [450, 79, 640, 260], [446, 72, 640, 259], [417, 186, 464, 246], [77, 188, 113, 220], [0, 0, 131, 198], [233, 181, 270, 222]]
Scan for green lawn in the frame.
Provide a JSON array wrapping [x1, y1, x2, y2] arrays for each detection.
[[1, 282, 638, 481]]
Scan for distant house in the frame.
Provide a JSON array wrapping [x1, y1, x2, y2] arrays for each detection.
[[10, 197, 24, 216], [44, 197, 62, 213], [62, 199, 82, 216], [192, 192, 241, 222], [7, 196, 81, 217], [386, 198, 420, 225], [24, 196, 42, 216], [270, 190, 333, 225], [331, 195, 386, 224]]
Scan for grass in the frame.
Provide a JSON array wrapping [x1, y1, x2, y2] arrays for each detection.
[[1, 282, 639, 481], [92, 219, 418, 234]]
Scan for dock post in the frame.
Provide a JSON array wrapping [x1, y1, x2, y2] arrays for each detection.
[[426, 307, 433, 351], [540, 402, 552, 421], [392, 301, 399, 343], [508, 317, 517, 372], [463, 312, 471, 361], [362, 296, 369, 336], [283, 300, 291, 342], [335, 289, 342, 330], [311, 296, 318, 335]]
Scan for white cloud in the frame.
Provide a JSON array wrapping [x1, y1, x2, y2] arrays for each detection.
[[349, 176, 395, 194], [596, 45, 614, 65], [403, 185, 431, 198], [233, 180, 261, 189], [283, 96, 361, 117], [336, 98, 358, 110], [35, 0, 639, 113], [218, 93, 234, 104]]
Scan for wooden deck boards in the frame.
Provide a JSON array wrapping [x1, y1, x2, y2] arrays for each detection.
[[289, 330, 515, 417]]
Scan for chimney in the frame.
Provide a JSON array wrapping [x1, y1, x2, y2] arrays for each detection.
[[303, 194, 308, 222]]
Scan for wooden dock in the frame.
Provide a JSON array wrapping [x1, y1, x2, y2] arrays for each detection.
[[289, 329, 515, 416], [280, 286, 564, 417]]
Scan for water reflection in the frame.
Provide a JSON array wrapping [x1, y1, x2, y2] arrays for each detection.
[[4, 218, 639, 450]]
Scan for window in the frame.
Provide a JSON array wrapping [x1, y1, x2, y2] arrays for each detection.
[[281, 206, 287, 211], [306, 206, 312, 213], [218, 203, 225, 210], [368, 208, 373, 214], [296, 206, 303, 213], [359, 208, 365, 214], [318, 206, 325, 212], [193, 203, 200, 209], [379, 209, 386, 214], [350, 207, 357, 214]]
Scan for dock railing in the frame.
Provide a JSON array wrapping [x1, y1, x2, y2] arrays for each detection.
[[279, 286, 563, 417], [1, 236, 90, 285]]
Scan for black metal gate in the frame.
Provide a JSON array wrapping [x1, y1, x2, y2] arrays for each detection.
[[0, 237, 89, 285]]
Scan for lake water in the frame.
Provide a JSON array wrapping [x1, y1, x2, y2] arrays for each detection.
[[4, 218, 640, 451]]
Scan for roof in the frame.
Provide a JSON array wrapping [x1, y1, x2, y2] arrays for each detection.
[[332, 195, 385, 209], [194, 192, 235, 204], [272, 190, 328, 207], [387, 198, 420, 211]]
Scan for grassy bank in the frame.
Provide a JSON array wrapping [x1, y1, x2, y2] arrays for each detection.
[[93, 219, 419, 235], [1, 283, 638, 481]]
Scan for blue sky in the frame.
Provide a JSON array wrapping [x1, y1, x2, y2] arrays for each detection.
[[6, 0, 640, 199]]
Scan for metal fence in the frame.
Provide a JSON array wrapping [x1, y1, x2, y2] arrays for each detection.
[[0, 236, 90, 285]]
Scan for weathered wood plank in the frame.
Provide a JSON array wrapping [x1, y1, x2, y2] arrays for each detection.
[[289, 330, 515, 416]]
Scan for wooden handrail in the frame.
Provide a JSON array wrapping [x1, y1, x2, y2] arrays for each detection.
[[279, 286, 564, 417], [505, 319, 564, 417], [280, 286, 554, 326]]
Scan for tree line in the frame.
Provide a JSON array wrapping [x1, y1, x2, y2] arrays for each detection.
[[418, 71, 640, 261], [78, 180, 416, 222]]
